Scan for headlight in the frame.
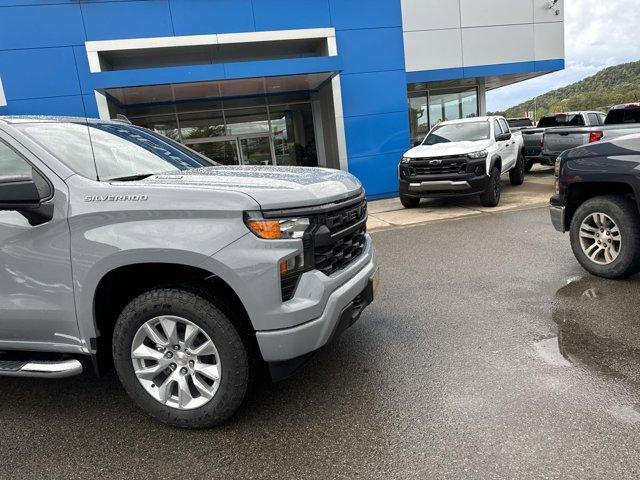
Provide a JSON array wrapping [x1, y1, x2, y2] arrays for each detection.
[[401, 157, 411, 164], [467, 150, 488, 159], [244, 212, 310, 240]]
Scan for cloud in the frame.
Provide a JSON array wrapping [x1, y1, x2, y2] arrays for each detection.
[[487, 0, 640, 112]]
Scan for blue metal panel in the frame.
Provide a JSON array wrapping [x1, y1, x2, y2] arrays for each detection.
[[406, 67, 465, 84], [82, 94, 99, 118], [348, 151, 401, 199], [170, 0, 255, 35], [0, 48, 81, 100], [328, 0, 402, 30], [535, 59, 565, 72], [0, 4, 84, 50], [463, 61, 536, 78], [340, 70, 408, 118], [336, 28, 405, 75], [81, 0, 173, 41], [0, 95, 86, 117], [251, 0, 331, 30], [344, 111, 409, 159]]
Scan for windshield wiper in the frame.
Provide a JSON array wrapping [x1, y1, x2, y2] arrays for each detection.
[[107, 174, 155, 182]]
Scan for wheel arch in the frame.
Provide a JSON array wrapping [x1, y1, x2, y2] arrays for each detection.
[[565, 182, 636, 229]]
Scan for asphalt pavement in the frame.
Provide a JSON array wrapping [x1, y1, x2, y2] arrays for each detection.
[[2, 206, 640, 479]]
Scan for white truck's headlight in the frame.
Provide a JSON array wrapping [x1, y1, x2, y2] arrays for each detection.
[[401, 157, 411, 164], [244, 213, 310, 240], [467, 150, 488, 159]]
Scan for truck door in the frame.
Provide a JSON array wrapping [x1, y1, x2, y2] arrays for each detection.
[[498, 118, 517, 169], [493, 120, 509, 172], [0, 132, 80, 352]]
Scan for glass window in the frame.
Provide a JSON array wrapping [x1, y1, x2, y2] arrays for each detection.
[[408, 94, 429, 144], [605, 107, 640, 125], [178, 111, 226, 140], [494, 120, 503, 136], [407, 86, 479, 141], [269, 103, 317, 167], [499, 118, 510, 133], [17, 122, 214, 181], [537, 114, 585, 128], [0, 141, 32, 178], [225, 107, 270, 136], [134, 115, 180, 141], [423, 121, 490, 145], [587, 113, 599, 126]]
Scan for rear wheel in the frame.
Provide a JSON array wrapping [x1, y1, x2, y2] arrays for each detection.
[[509, 152, 525, 186], [479, 167, 501, 207], [400, 194, 420, 208], [569, 196, 640, 279], [112, 287, 250, 428]]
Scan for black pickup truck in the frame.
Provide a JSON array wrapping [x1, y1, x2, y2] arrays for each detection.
[[550, 133, 640, 278]]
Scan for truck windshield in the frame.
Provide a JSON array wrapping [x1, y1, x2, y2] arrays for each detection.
[[16, 121, 215, 181], [537, 114, 585, 128], [423, 122, 490, 145], [605, 107, 640, 125]]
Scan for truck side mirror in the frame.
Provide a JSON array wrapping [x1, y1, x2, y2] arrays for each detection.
[[0, 175, 53, 225], [495, 132, 512, 142]]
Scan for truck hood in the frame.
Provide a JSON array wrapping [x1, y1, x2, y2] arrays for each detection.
[[405, 140, 492, 158], [138, 165, 363, 210]]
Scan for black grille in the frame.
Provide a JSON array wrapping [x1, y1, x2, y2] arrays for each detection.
[[314, 225, 367, 276], [410, 156, 467, 176], [278, 195, 368, 300]]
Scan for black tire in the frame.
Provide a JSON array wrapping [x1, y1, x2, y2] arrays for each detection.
[[112, 287, 250, 429], [400, 194, 420, 208], [509, 152, 525, 186], [479, 167, 501, 207], [569, 195, 640, 279], [524, 159, 534, 173]]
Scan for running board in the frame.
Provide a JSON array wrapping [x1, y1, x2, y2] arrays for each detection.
[[0, 359, 82, 379]]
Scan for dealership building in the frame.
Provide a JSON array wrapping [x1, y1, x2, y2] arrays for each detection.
[[0, 0, 565, 198]]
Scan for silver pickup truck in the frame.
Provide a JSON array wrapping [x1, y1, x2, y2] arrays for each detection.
[[521, 111, 605, 171], [0, 116, 378, 428], [542, 104, 640, 162]]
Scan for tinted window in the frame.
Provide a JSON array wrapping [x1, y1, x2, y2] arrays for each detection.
[[605, 107, 640, 125], [494, 120, 503, 136], [0, 140, 32, 178], [537, 114, 586, 128], [507, 118, 533, 128], [16, 122, 214, 181], [499, 118, 510, 134], [423, 122, 490, 145]]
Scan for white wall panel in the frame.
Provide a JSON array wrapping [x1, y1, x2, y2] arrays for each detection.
[[404, 29, 463, 72], [462, 24, 534, 66], [533, 0, 564, 22], [534, 21, 564, 60], [401, 0, 460, 31], [460, 0, 533, 27]]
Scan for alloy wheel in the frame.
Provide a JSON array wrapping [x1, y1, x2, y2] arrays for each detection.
[[131, 315, 221, 410], [579, 212, 621, 265]]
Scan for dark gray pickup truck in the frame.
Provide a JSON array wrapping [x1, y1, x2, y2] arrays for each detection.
[[542, 104, 640, 163], [521, 111, 605, 171]]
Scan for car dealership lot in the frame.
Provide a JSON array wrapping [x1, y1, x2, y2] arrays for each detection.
[[2, 200, 640, 479]]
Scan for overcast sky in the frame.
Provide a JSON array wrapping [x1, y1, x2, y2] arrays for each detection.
[[487, 0, 640, 111]]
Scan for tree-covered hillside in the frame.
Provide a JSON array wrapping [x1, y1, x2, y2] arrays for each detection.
[[491, 61, 640, 120]]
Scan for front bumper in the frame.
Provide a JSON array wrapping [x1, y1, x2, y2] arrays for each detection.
[[255, 243, 378, 362], [400, 173, 489, 198], [550, 204, 566, 232]]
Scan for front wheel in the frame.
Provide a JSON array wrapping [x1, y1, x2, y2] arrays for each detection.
[[112, 287, 250, 428], [479, 167, 501, 207], [569, 196, 640, 279], [400, 194, 420, 208], [509, 152, 525, 186]]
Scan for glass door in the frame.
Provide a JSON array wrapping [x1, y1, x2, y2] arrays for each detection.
[[238, 134, 275, 166], [184, 137, 240, 165]]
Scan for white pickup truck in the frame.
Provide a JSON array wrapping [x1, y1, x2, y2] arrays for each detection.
[[398, 116, 525, 208]]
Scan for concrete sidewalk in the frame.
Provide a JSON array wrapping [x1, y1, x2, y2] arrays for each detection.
[[367, 166, 555, 231]]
